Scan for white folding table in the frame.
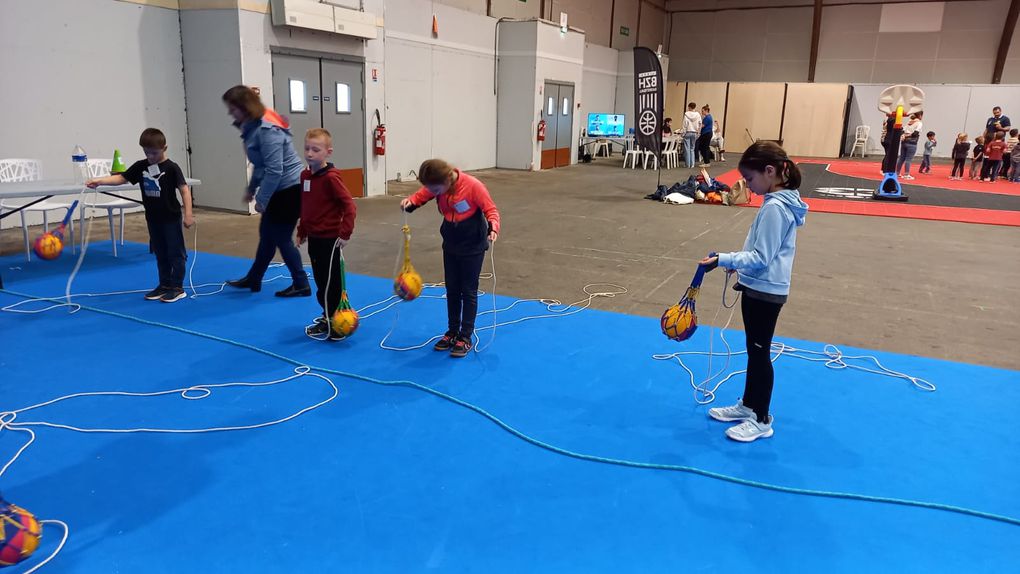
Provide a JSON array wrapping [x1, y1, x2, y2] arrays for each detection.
[[0, 178, 201, 288]]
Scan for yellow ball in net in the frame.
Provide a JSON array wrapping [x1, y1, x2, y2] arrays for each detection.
[[330, 308, 360, 338], [661, 302, 697, 342], [394, 270, 423, 301], [32, 232, 63, 261]]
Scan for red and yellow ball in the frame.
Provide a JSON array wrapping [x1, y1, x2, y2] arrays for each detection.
[[661, 303, 697, 342], [330, 307, 360, 338], [32, 233, 63, 261], [0, 497, 41, 567], [394, 271, 423, 301]]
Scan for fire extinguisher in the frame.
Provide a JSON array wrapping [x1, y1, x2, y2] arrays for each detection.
[[537, 119, 546, 142], [373, 109, 386, 156]]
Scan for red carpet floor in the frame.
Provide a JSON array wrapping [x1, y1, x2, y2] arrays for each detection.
[[713, 164, 1020, 227], [797, 158, 1020, 197]]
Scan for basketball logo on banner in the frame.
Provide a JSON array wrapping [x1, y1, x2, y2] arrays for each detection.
[[633, 47, 664, 157]]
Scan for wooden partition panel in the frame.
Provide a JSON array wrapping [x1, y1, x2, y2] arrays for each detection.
[[685, 82, 728, 133], [725, 82, 786, 152], [664, 81, 688, 125], [782, 83, 849, 158]]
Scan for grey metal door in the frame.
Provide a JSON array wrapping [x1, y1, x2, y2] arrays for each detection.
[[541, 82, 558, 169], [320, 59, 366, 197], [270, 54, 321, 147], [554, 84, 574, 167]]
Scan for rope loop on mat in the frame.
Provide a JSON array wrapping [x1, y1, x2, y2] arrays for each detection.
[[0, 287, 1005, 530]]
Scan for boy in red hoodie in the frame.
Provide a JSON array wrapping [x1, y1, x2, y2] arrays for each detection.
[[400, 159, 501, 358], [297, 128, 357, 340]]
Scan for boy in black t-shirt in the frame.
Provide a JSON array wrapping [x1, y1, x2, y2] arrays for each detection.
[[87, 128, 194, 302]]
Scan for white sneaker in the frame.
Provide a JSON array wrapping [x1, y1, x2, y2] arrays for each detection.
[[902, 175, 915, 180], [708, 399, 755, 422], [726, 416, 774, 442]]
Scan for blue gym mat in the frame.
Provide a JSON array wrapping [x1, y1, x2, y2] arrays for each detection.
[[1, 242, 1017, 572]]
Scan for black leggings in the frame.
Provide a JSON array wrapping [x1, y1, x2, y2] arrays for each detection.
[[951, 158, 966, 178], [741, 295, 783, 423], [443, 251, 486, 337]]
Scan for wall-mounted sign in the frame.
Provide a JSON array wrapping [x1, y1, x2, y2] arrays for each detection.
[[620, 26, 630, 36]]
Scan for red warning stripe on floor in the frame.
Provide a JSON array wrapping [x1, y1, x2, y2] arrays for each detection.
[[711, 168, 1020, 227]]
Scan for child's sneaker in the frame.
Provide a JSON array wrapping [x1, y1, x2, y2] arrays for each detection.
[[708, 399, 755, 422], [902, 175, 914, 180], [328, 329, 347, 342], [433, 331, 457, 351], [305, 321, 330, 339], [144, 286, 168, 300], [726, 416, 774, 442], [160, 288, 186, 303], [450, 336, 472, 358]]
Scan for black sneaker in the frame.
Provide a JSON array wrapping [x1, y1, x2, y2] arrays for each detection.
[[276, 285, 312, 298], [144, 286, 168, 300], [450, 336, 472, 358], [433, 331, 457, 351], [160, 288, 186, 303], [327, 329, 347, 342], [305, 321, 330, 338]]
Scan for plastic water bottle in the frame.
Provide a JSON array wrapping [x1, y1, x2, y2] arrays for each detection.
[[72, 145, 88, 185]]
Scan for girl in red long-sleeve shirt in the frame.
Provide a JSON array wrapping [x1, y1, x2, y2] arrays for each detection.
[[401, 159, 501, 358], [297, 128, 357, 340]]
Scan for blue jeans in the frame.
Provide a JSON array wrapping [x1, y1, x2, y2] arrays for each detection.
[[246, 212, 308, 287], [897, 141, 918, 175], [683, 132, 697, 168]]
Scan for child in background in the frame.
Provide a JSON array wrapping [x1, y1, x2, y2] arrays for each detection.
[[1004, 128, 1019, 180], [699, 141, 808, 443], [1010, 136, 1020, 182], [950, 133, 970, 180], [296, 128, 358, 340], [970, 136, 985, 180], [87, 128, 194, 303], [919, 131, 936, 174], [400, 159, 500, 358], [984, 132, 1006, 182]]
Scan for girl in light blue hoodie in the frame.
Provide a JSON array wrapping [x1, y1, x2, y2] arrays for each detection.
[[700, 141, 808, 443]]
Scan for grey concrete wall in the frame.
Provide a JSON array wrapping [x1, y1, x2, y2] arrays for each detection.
[[497, 21, 539, 169], [580, 43, 620, 128], [1, 0, 188, 228], [667, 6, 812, 82], [384, 0, 497, 179], [667, 0, 1018, 84], [549, 0, 615, 47], [180, 9, 247, 212]]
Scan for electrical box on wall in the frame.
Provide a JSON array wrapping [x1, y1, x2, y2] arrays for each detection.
[[270, 0, 378, 40]]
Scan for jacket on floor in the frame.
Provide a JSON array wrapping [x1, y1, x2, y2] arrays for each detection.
[[718, 189, 808, 296]]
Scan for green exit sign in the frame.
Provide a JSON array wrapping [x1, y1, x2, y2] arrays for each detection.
[[620, 26, 630, 36]]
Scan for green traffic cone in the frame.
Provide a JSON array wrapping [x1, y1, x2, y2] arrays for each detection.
[[111, 149, 127, 174]]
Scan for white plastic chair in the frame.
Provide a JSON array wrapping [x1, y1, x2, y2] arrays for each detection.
[[0, 159, 76, 261], [85, 159, 138, 257], [593, 139, 611, 158], [850, 125, 870, 158], [661, 138, 679, 169], [642, 147, 659, 170], [623, 146, 643, 169]]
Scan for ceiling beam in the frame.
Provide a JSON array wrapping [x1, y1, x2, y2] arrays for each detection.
[[808, 0, 823, 82], [992, 0, 1020, 84]]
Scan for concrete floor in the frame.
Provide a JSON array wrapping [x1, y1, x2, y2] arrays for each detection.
[[3, 156, 1018, 370]]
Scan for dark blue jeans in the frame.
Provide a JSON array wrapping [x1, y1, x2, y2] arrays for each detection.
[[443, 250, 485, 337], [146, 218, 187, 288], [246, 213, 308, 287]]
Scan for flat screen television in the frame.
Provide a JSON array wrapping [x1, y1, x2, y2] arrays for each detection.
[[587, 113, 625, 137]]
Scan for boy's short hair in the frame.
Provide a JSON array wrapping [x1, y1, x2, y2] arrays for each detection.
[[995, 131, 1006, 140], [976, 135, 985, 143], [926, 131, 935, 137], [139, 128, 166, 149], [1011, 128, 1019, 137], [305, 128, 333, 146]]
